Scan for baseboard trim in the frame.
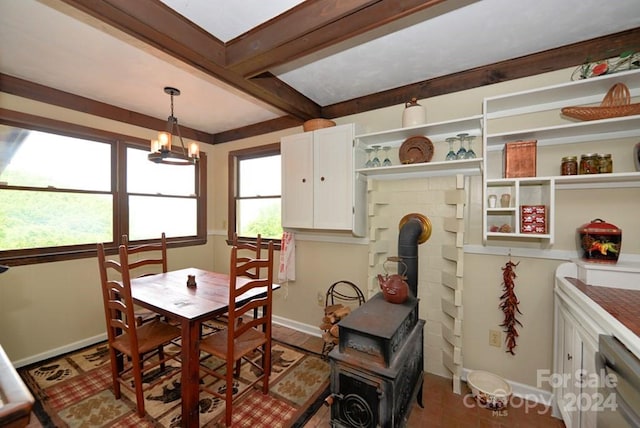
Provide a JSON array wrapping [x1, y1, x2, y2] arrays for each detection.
[[272, 315, 322, 338], [13, 333, 107, 368]]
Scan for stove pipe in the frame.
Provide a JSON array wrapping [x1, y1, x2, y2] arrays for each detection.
[[397, 213, 431, 297]]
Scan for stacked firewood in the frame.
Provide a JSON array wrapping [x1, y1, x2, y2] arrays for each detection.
[[320, 304, 352, 349]]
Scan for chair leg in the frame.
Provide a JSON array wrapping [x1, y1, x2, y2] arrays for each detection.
[[234, 358, 242, 377], [108, 347, 122, 399], [131, 354, 146, 417], [225, 363, 234, 426], [158, 346, 166, 371], [263, 340, 271, 394]]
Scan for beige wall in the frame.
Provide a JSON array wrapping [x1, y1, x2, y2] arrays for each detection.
[[1, 67, 639, 396]]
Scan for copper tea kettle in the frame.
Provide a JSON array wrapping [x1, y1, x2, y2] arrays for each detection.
[[377, 257, 410, 304]]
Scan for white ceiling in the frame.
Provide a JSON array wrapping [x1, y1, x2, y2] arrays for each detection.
[[1, 0, 639, 137]]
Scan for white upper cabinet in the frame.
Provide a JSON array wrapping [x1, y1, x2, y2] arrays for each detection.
[[281, 123, 366, 236]]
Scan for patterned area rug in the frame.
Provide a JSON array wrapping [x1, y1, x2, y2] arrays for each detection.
[[19, 328, 330, 427]]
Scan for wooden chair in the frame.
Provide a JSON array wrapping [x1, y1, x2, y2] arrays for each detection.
[[201, 233, 263, 334], [121, 233, 168, 326], [232, 233, 262, 278], [198, 240, 275, 427], [96, 242, 181, 418]]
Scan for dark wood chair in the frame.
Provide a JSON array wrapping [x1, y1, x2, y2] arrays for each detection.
[[201, 233, 263, 334], [97, 242, 181, 418], [121, 233, 168, 326], [198, 240, 275, 427], [232, 233, 262, 278]]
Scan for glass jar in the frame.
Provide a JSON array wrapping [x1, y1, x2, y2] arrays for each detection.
[[597, 153, 612, 173], [579, 153, 599, 174], [561, 156, 578, 175]]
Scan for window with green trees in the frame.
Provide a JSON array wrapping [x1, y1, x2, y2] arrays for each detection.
[[0, 119, 206, 266], [228, 143, 282, 245]]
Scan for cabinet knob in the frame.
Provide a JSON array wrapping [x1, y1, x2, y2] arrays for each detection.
[[302, 178, 306, 183], [321, 176, 325, 181], [567, 353, 572, 361]]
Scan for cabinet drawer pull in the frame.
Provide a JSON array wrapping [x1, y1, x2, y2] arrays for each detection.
[[567, 353, 572, 361]]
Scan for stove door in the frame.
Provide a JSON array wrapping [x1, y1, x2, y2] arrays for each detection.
[[332, 367, 381, 427]]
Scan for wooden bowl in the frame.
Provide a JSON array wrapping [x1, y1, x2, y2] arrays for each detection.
[[303, 118, 336, 132]]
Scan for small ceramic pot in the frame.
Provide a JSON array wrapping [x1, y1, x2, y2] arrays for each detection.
[[577, 218, 622, 264], [402, 98, 426, 127]]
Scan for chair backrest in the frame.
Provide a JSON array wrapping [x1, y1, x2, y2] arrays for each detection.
[[227, 240, 274, 342], [231, 233, 262, 279], [97, 242, 139, 348], [121, 233, 167, 277]]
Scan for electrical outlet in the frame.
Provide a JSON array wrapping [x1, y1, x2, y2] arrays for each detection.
[[317, 292, 325, 307], [489, 330, 501, 347]]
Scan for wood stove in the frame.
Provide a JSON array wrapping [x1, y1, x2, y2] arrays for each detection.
[[328, 293, 424, 427], [327, 213, 429, 427]]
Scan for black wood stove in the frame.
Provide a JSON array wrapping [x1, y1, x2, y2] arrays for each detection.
[[327, 213, 429, 427], [328, 292, 425, 427]]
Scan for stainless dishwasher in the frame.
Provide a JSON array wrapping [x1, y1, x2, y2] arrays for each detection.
[[595, 335, 640, 428]]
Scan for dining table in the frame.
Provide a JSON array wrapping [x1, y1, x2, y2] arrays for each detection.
[[129, 267, 278, 428]]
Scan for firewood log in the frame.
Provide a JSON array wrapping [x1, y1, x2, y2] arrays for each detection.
[[322, 331, 339, 344], [319, 322, 333, 331], [329, 324, 340, 338], [324, 304, 344, 314]]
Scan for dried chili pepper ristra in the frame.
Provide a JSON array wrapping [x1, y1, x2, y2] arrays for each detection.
[[499, 260, 522, 355]]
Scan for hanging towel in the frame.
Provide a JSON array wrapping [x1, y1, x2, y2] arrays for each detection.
[[278, 231, 296, 282]]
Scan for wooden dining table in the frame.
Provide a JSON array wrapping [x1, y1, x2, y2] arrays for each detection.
[[129, 267, 278, 428]]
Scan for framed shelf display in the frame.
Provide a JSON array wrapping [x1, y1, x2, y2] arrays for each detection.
[[354, 115, 483, 180], [482, 69, 640, 244]]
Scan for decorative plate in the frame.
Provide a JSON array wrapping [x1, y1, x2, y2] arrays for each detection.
[[399, 136, 433, 164]]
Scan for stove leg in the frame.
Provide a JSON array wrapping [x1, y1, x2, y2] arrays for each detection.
[[417, 378, 424, 408]]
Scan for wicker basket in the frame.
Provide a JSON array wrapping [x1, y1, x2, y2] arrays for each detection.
[[562, 83, 640, 121], [303, 118, 336, 132]]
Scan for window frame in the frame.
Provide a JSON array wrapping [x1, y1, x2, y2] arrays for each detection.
[[0, 109, 207, 266], [227, 142, 281, 249]]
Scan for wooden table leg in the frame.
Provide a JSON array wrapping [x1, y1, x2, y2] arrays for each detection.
[[181, 319, 200, 427]]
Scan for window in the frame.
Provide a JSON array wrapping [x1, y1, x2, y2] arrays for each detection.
[[228, 143, 282, 245], [0, 116, 206, 265]]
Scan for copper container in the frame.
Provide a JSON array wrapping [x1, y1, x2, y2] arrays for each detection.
[[577, 218, 622, 264], [503, 140, 537, 178]]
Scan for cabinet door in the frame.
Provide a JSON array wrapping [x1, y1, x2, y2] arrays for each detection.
[[281, 132, 314, 229], [313, 124, 354, 230], [579, 334, 598, 428], [559, 307, 581, 428]]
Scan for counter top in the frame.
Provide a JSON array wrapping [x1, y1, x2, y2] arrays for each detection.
[[563, 277, 640, 337], [555, 262, 640, 358]]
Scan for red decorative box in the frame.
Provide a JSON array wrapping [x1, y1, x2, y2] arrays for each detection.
[[520, 205, 546, 234]]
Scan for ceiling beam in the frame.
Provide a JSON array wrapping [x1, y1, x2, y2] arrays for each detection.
[[323, 28, 640, 117], [0, 73, 214, 144], [58, 0, 323, 120], [228, 0, 448, 78]]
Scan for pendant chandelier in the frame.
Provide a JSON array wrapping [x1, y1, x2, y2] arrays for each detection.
[[148, 86, 199, 165]]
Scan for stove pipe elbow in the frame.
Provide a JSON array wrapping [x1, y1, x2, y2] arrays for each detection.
[[398, 213, 431, 297]]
